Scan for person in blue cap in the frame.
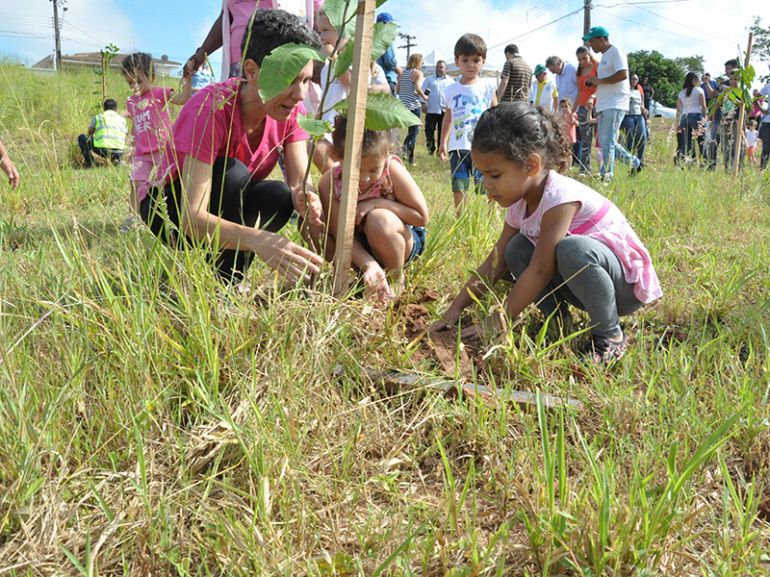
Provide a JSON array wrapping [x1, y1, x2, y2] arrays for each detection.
[[583, 25, 642, 181], [376, 12, 402, 95]]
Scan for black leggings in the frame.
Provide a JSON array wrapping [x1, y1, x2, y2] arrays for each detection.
[[141, 157, 294, 282]]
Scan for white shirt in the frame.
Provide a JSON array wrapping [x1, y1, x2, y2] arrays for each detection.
[[422, 74, 455, 114], [444, 80, 496, 151], [760, 84, 770, 124], [530, 78, 558, 112], [554, 62, 579, 107], [678, 87, 705, 115], [595, 44, 630, 113], [320, 61, 348, 125]]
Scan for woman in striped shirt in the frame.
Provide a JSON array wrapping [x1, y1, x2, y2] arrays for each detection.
[[397, 53, 428, 165]]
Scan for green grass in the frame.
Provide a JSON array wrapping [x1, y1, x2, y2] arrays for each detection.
[[1, 62, 769, 576]]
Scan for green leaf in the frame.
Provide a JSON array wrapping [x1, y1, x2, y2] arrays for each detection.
[[323, 0, 357, 39], [334, 22, 398, 78], [370, 22, 398, 61], [258, 43, 326, 102], [334, 92, 422, 130], [298, 114, 332, 138]]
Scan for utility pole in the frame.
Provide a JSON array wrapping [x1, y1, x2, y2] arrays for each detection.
[[51, 0, 66, 71], [583, 0, 591, 46], [398, 32, 416, 61]]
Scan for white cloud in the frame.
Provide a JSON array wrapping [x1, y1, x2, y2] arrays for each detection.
[[0, 0, 135, 63]]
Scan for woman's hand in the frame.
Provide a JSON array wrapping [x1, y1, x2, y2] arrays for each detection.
[[252, 232, 324, 285]]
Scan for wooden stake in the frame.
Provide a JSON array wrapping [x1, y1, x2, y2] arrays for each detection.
[[733, 32, 753, 176], [333, 0, 376, 297]]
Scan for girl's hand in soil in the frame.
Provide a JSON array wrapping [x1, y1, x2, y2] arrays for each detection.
[[461, 309, 506, 341], [292, 187, 323, 227], [362, 262, 393, 302], [428, 311, 461, 334]]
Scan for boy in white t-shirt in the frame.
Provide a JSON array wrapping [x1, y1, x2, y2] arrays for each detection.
[[438, 33, 497, 214]]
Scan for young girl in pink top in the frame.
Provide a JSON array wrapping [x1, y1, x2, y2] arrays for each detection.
[[318, 115, 429, 300], [430, 102, 662, 363], [122, 53, 191, 213]]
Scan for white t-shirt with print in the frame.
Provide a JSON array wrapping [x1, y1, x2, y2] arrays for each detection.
[[595, 44, 630, 113], [444, 79, 496, 151]]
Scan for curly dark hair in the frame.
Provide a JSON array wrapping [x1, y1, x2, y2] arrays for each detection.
[[332, 114, 399, 159], [121, 52, 153, 77], [471, 102, 571, 173], [241, 9, 322, 67]]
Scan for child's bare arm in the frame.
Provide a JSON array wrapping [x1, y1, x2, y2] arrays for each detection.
[[0, 139, 20, 189], [363, 160, 428, 227], [171, 75, 192, 105], [438, 108, 452, 160], [430, 222, 519, 332]]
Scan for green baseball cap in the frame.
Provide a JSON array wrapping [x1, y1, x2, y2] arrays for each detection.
[[533, 64, 547, 76], [582, 26, 609, 41]]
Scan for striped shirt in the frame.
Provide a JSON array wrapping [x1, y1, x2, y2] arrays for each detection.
[[500, 55, 532, 102], [399, 69, 421, 109]]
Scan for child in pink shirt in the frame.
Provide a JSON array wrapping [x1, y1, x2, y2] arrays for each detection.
[[558, 98, 579, 167], [122, 53, 191, 214], [430, 102, 662, 364]]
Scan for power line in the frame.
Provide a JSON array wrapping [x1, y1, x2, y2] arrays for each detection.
[[617, 0, 735, 44], [593, 8, 731, 46], [487, 6, 584, 52]]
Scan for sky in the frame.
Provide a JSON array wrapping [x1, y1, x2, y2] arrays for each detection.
[[0, 0, 765, 80]]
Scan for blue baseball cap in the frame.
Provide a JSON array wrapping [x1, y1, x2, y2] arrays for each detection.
[[582, 26, 609, 41], [376, 12, 394, 23]]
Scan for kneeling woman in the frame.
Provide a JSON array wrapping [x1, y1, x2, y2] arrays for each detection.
[[143, 9, 323, 284]]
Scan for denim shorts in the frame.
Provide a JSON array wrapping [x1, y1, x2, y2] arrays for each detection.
[[449, 150, 483, 193], [357, 225, 426, 265], [407, 225, 426, 264]]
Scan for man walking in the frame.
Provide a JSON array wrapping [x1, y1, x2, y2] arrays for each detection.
[[497, 44, 532, 102], [546, 55, 578, 108], [422, 60, 454, 156], [584, 26, 641, 181]]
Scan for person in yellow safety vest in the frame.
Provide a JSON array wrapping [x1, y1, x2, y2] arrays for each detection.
[[77, 99, 128, 168]]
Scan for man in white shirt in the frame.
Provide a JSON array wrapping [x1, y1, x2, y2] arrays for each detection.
[[584, 26, 641, 181], [546, 55, 578, 109], [422, 60, 455, 155]]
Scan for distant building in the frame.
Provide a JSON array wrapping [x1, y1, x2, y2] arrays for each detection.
[[31, 52, 181, 76]]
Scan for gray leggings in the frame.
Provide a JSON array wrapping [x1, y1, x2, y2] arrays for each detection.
[[504, 234, 643, 338]]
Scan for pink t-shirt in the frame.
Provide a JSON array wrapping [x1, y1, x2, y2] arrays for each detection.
[[155, 77, 308, 186], [505, 170, 662, 304], [227, 0, 324, 66], [126, 87, 174, 156]]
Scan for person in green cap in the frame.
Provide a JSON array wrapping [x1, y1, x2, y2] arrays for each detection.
[[529, 64, 558, 113], [583, 26, 642, 181]]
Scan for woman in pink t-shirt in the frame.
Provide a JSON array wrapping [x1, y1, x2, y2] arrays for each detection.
[[142, 10, 324, 284], [185, 0, 323, 80], [429, 103, 662, 364]]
